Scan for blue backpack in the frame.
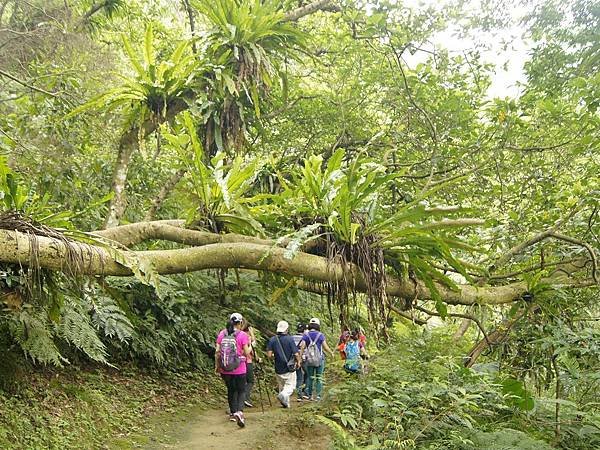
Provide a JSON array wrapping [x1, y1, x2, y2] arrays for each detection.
[[344, 340, 361, 373]]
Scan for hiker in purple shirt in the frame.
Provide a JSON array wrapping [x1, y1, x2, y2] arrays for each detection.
[[299, 317, 334, 401]]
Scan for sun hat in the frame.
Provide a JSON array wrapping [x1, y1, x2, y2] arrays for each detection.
[[276, 320, 289, 333], [230, 312, 243, 323]]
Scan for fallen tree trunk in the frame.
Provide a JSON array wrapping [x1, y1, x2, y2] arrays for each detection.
[[0, 228, 592, 306]]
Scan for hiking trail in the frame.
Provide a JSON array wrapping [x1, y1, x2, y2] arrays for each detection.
[[143, 401, 332, 450]]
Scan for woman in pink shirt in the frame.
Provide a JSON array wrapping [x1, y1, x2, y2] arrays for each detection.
[[215, 312, 251, 427]]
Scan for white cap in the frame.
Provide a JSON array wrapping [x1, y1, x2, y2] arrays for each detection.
[[276, 320, 289, 333], [309, 317, 320, 326], [230, 312, 243, 323]]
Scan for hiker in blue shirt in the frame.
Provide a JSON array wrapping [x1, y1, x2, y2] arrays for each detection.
[[299, 317, 334, 401], [266, 320, 301, 408]]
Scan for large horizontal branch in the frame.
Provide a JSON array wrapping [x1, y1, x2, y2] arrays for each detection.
[[93, 220, 275, 248], [1, 229, 594, 306]]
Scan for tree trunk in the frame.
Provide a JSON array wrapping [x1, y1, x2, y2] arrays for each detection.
[[103, 140, 135, 229], [181, 0, 197, 54], [283, 0, 336, 22], [102, 98, 188, 229], [463, 309, 529, 367], [0, 227, 587, 306], [144, 168, 186, 221], [452, 318, 472, 341]]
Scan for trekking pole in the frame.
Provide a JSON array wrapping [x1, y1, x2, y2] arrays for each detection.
[[253, 350, 266, 413], [255, 357, 273, 407], [255, 368, 266, 413], [262, 368, 273, 407]]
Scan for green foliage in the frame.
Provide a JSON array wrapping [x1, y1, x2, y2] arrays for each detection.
[[464, 429, 554, 450], [170, 114, 264, 233], [66, 23, 197, 123], [191, 0, 306, 152], [324, 328, 527, 449], [501, 378, 534, 411], [1, 0, 600, 446], [0, 366, 218, 449], [275, 149, 478, 316]]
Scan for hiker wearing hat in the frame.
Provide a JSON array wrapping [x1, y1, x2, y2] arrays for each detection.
[[266, 320, 301, 408], [215, 312, 251, 427], [299, 318, 334, 401]]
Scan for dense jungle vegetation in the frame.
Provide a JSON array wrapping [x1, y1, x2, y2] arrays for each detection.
[[0, 0, 599, 448]]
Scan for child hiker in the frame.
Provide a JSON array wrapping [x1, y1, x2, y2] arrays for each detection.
[[342, 329, 368, 374]]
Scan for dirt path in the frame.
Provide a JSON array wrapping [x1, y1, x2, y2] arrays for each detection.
[[145, 402, 332, 450]]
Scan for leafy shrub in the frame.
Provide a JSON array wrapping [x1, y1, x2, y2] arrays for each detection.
[[464, 429, 554, 450], [324, 327, 522, 449]]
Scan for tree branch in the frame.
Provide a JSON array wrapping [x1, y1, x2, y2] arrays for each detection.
[[412, 304, 490, 346], [93, 220, 275, 248], [0, 228, 593, 306], [486, 227, 598, 284], [283, 0, 336, 22], [389, 304, 428, 325], [0, 69, 59, 97], [144, 168, 187, 221]]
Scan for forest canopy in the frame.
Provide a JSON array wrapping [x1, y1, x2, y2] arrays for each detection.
[[0, 0, 598, 367], [1, 0, 600, 448]]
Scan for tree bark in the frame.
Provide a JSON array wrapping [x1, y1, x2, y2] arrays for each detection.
[[463, 309, 530, 367], [103, 139, 135, 229], [144, 168, 187, 221], [80, 1, 109, 24], [453, 318, 472, 341], [94, 220, 316, 250], [283, 0, 336, 22], [181, 0, 198, 54], [0, 228, 592, 306], [103, 98, 188, 229]]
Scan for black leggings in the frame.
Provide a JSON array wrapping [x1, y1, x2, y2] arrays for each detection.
[[222, 373, 247, 413], [244, 362, 255, 401]]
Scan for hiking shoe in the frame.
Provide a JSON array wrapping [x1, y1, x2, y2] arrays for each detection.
[[233, 411, 245, 428], [302, 394, 310, 400], [244, 400, 254, 408], [297, 396, 303, 402], [277, 393, 290, 408], [316, 396, 322, 402], [229, 414, 236, 422]]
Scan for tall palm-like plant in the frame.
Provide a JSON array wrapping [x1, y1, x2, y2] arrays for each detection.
[[192, 0, 305, 153], [66, 24, 199, 228]]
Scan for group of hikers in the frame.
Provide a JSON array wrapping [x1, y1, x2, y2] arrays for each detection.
[[214, 312, 368, 428]]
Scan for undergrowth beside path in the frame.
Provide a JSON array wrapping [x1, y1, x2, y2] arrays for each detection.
[[0, 365, 221, 449]]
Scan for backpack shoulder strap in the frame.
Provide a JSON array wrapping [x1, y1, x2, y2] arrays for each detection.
[[275, 335, 288, 358]]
